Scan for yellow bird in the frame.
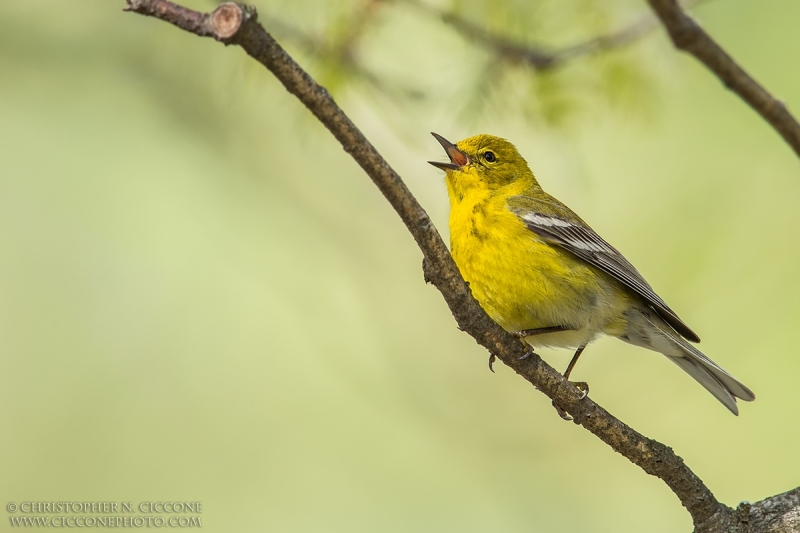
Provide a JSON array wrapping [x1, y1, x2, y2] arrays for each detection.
[[429, 133, 755, 415]]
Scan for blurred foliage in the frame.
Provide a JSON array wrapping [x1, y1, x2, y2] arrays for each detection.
[[1, 1, 800, 533], [252, 0, 655, 128]]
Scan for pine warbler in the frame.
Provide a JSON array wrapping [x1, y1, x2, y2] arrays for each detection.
[[429, 133, 754, 415]]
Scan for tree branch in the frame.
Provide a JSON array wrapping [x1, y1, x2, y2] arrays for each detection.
[[123, 1, 798, 531], [741, 487, 800, 533], [647, 0, 800, 159]]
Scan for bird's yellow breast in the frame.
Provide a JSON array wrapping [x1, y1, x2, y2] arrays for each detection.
[[448, 185, 627, 346]]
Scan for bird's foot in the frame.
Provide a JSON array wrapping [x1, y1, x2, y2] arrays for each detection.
[[517, 346, 534, 360], [553, 403, 572, 421], [552, 381, 590, 421], [572, 381, 589, 399], [490, 345, 536, 372]]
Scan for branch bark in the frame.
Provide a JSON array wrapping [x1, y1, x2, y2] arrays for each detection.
[[123, 1, 799, 531], [741, 487, 800, 533], [647, 0, 800, 159]]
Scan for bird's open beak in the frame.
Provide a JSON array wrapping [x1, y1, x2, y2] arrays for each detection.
[[428, 132, 469, 171]]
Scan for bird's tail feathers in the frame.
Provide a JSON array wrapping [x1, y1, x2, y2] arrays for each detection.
[[623, 308, 755, 415]]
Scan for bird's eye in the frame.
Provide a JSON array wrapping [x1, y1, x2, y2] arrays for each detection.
[[483, 151, 496, 163]]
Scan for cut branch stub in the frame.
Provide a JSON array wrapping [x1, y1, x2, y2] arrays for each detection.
[[211, 2, 244, 39]]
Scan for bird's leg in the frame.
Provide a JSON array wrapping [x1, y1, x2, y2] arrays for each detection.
[[553, 343, 589, 421], [490, 326, 572, 372], [564, 344, 589, 397], [511, 325, 570, 340], [512, 325, 570, 362]]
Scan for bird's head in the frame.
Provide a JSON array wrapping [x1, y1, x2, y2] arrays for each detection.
[[428, 133, 538, 201]]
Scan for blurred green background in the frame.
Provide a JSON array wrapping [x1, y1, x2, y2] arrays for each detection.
[[1, 0, 799, 531]]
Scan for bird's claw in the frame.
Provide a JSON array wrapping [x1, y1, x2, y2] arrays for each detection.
[[516, 346, 534, 361], [553, 402, 573, 421], [572, 381, 589, 399], [490, 345, 536, 372], [552, 381, 590, 421]]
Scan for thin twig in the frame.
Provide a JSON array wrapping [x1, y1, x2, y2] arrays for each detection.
[[122, 2, 796, 531], [407, 0, 706, 70], [647, 0, 800, 159]]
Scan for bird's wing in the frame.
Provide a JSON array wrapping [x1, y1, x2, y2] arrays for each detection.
[[507, 195, 700, 343]]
